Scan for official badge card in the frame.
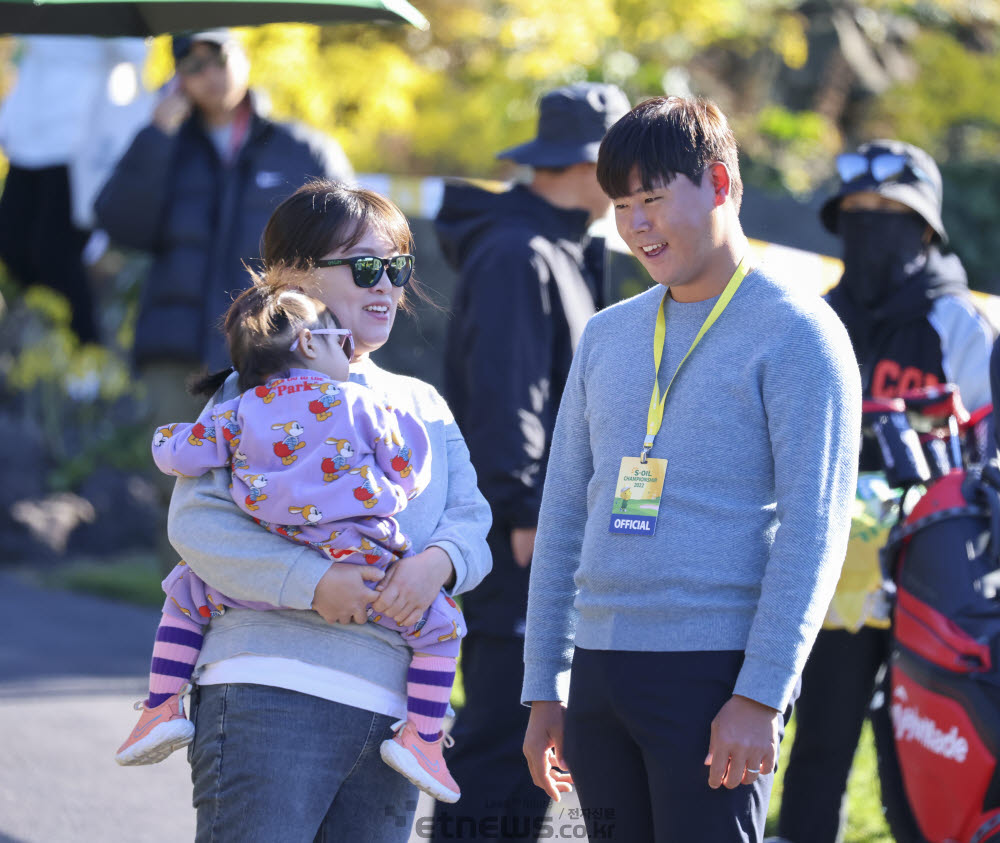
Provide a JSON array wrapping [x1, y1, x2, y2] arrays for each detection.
[[609, 456, 667, 536]]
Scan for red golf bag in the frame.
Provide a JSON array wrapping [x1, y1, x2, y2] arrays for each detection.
[[871, 386, 1000, 843]]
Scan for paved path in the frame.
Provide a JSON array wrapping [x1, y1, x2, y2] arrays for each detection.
[[0, 574, 583, 842], [0, 574, 194, 842]]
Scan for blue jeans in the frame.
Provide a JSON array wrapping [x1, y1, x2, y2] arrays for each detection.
[[189, 683, 418, 843]]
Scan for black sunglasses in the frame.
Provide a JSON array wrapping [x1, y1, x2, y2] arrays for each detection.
[[315, 254, 414, 289], [177, 49, 228, 77], [836, 152, 934, 190]]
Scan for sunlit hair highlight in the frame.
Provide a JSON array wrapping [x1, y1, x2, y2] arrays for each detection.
[[597, 96, 743, 211], [190, 265, 339, 396]]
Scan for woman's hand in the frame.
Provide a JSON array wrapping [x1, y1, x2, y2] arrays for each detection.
[[371, 546, 455, 628], [312, 562, 385, 625]]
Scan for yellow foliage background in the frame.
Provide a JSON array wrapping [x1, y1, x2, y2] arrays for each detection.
[[139, 0, 820, 176], [3, 0, 1000, 190]]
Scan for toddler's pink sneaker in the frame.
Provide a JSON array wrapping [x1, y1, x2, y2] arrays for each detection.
[[115, 690, 194, 766], [379, 719, 461, 803]]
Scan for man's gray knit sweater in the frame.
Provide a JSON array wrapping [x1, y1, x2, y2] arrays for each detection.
[[521, 267, 861, 711]]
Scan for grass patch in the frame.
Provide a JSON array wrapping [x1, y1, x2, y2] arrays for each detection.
[[767, 715, 892, 842], [42, 553, 164, 607], [450, 651, 465, 710], [844, 722, 894, 843]]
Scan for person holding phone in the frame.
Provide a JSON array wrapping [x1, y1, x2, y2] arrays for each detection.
[[95, 29, 353, 571]]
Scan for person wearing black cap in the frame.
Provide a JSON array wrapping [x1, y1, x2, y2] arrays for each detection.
[[774, 140, 994, 843], [97, 29, 352, 379], [431, 82, 629, 840], [94, 29, 352, 570]]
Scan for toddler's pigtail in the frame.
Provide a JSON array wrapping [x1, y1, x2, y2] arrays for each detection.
[[188, 367, 235, 398]]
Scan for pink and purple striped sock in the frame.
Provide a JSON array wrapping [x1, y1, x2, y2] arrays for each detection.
[[407, 654, 456, 742], [147, 613, 204, 708]]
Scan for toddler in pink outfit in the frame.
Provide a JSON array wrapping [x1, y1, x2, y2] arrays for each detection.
[[116, 273, 465, 804]]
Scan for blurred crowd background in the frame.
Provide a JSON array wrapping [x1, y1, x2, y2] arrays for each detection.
[[0, 0, 997, 576]]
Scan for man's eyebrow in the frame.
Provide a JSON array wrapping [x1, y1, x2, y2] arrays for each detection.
[[612, 188, 649, 201]]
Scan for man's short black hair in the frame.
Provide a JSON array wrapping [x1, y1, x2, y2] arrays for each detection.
[[596, 96, 743, 212]]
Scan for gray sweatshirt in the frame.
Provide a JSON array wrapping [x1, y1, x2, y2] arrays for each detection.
[[168, 357, 493, 694], [521, 267, 861, 711]]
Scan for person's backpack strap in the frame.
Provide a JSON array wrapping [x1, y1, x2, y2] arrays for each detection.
[[978, 461, 1000, 569]]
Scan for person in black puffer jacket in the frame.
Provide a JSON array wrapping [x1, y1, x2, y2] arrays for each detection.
[[95, 29, 352, 568], [97, 29, 352, 376]]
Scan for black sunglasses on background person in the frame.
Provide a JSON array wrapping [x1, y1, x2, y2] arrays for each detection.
[[176, 47, 228, 77], [315, 254, 415, 288], [835, 152, 934, 189]]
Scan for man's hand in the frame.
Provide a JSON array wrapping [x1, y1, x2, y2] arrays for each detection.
[[152, 89, 192, 135], [523, 700, 574, 802], [371, 546, 455, 628], [511, 526, 537, 568], [312, 563, 384, 625], [704, 694, 781, 789]]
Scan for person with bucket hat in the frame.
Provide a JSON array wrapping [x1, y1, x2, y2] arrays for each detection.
[[95, 29, 352, 572], [430, 82, 629, 840], [773, 140, 994, 843]]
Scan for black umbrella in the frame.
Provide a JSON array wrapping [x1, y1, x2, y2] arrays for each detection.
[[0, 0, 427, 36]]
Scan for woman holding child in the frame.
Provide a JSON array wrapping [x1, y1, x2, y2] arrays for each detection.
[[164, 181, 492, 842]]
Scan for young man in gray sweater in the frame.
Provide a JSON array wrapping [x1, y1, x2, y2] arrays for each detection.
[[521, 96, 862, 841]]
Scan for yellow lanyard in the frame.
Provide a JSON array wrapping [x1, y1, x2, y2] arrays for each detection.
[[642, 257, 749, 462]]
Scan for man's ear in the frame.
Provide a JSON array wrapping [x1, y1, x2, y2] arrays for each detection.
[[707, 162, 731, 207]]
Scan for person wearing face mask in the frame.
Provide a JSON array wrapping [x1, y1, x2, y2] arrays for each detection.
[[821, 141, 991, 415], [992, 337, 1000, 458], [773, 141, 994, 843]]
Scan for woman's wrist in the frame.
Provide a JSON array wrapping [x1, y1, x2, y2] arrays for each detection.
[[425, 545, 456, 590]]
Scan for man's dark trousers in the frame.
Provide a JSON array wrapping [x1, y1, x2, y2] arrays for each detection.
[[564, 647, 792, 843]]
